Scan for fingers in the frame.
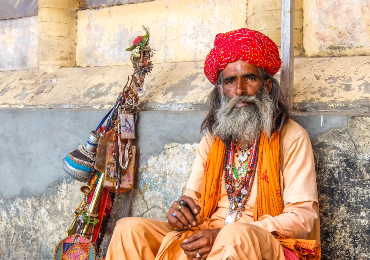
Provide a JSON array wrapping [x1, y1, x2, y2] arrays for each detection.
[[181, 232, 205, 251], [166, 209, 185, 230], [174, 209, 192, 229], [179, 196, 200, 216], [176, 201, 197, 227], [183, 247, 211, 260], [185, 231, 204, 244]]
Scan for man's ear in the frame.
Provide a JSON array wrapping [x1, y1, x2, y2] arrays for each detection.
[[266, 79, 273, 93]]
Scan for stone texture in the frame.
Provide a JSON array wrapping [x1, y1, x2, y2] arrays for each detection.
[[0, 16, 38, 71], [76, 0, 247, 66], [0, 180, 83, 260], [303, 0, 370, 56], [312, 116, 370, 258]]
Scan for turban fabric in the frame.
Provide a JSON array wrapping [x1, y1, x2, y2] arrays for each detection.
[[204, 28, 282, 85]]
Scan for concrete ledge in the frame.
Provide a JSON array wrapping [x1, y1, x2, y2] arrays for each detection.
[[294, 56, 370, 113], [1, 57, 370, 112], [0, 61, 213, 111]]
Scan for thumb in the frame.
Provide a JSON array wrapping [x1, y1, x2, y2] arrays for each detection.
[[183, 231, 203, 244]]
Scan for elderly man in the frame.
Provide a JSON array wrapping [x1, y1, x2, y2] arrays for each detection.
[[106, 28, 320, 260]]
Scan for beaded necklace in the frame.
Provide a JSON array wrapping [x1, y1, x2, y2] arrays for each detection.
[[224, 139, 259, 222]]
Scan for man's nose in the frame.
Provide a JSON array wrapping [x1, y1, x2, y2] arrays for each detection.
[[235, 79, 247, 96]]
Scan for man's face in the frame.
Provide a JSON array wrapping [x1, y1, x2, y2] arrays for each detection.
[[213, 60, 275, 142], [217, 60, 272, 102]]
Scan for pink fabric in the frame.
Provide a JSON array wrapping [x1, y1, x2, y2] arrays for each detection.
[[284, 248, 300, 260], [204, 28, 282, 85]]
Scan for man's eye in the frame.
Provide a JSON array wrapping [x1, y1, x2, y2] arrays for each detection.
[[226, 80, 233, 84], [247, 77, 255, 81]]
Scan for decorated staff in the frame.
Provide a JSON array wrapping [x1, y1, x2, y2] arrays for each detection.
[[54, 26, 153, 260]]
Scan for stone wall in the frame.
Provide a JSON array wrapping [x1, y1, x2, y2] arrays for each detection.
[[0, 0, 370, 259], [0, 16, 38, 71]]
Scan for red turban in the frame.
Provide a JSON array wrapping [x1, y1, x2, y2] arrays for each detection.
[[204, 28, 281, 85]]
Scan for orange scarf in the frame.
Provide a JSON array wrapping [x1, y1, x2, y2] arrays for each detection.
[[200, 133, 321, 260], [200, 133, 282, 219]]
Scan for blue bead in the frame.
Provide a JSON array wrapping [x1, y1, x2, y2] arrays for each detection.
[[172, 212, 176, 217]]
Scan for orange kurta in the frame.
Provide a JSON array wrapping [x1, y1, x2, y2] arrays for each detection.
[[106, 120, 319, 260]]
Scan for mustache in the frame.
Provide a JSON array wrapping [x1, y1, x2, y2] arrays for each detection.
[[223, 94, 261, 116]]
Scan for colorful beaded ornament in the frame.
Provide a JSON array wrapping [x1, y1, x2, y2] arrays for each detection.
[[54, 235, 96, 260]]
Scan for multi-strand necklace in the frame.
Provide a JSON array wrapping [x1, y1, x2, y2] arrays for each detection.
[[224, 139, 259, 224]]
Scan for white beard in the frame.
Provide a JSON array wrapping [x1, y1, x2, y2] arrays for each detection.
[[214, 88, 275, 142]]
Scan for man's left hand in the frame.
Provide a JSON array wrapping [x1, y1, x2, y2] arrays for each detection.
[[180, 228, 221, 259]]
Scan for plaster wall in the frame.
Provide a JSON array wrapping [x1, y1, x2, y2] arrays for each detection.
[[303, 0, 370, 56], [0, 16, 38, 71], [247, 0, 304, 55], [1, 57, 369, 112], [76, 0, 247, 66], [37, 0, 84, 71]]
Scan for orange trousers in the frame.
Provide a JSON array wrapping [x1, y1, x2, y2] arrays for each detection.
[[106, 217, 284, 260]]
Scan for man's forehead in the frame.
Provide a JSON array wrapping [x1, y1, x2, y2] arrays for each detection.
[[222, 60, 260, 76]]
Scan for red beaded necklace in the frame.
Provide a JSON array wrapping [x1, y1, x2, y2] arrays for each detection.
[[224, 139, 259, 216]]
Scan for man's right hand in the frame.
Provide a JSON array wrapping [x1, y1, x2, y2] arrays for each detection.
[[167, 196, 201, 230]]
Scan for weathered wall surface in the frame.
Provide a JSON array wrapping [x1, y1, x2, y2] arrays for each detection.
[[1, 109, 369, 259], [294, 56, 370, 112], [76, 0, 247, 66], [247, 0, 304, 55], [0, 110, 204, 259], [2, 56, 370, 113], [0, 16, 38, 71], [311, 116, 370, 258], [38, 0, 84, 71], [1, 0, 370, 259], [303, 0, 370, 56], [0, 61, 212, 110]]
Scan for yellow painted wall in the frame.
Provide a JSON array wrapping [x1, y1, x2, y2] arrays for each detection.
[[303, 0, 370, 56], [247, 0, 304, 56], [76, 0, 248, 66]]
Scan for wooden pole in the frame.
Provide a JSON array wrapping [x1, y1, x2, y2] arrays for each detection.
[[280, 0, 295, 109]]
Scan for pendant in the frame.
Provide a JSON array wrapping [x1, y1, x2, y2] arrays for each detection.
[[225, 184, 230, 190], [228, 199, 236, 210], [238, 165, 244, 175], [225, 209, 237, 224], [238, 153, 248, 163], [241, 188, 247, 195]]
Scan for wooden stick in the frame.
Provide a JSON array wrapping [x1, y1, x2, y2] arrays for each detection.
[[280, 0, 295, 109]]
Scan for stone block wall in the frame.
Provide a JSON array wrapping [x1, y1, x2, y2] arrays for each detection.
[[0, 0, 369, 259]]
